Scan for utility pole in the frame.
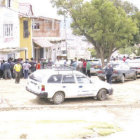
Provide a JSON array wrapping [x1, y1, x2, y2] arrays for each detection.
[[64, 14, 68, 59]]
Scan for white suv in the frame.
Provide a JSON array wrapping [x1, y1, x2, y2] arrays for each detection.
[[26, 69, 113, 104]]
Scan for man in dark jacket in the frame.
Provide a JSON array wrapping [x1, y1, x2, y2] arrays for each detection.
[[3, 61, 12, 79], [29, 58, 36, 73], [105, 64, 113, 84]]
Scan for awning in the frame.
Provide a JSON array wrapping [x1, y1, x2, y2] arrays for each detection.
[[0, 47, 27, 53], [33, 37, 65, 46], [33, 38, 54, 48]]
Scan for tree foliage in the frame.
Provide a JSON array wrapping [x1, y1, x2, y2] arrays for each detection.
[[119, 45, 140, 56], [51, 0, 138, 66], [111, 0, 139, 14]]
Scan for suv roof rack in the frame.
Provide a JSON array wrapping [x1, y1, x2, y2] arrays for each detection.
[[53, 65, 75, 71]]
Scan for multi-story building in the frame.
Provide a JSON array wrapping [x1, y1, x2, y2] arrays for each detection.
[[0, 0, 20, 60], [19, 3, 34, 60], [32, 16, 64, 62]]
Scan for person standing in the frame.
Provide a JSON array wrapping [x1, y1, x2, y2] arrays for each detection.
[[36, 60, 41, 70], [22, 60, 31, 79], [122, 56, 126, 62], [0, 60, 4, 79], [86, 60, 91, 77], [105, 64, 113, 84], [82, 59, 87, 75], [29, 58, 36, 73], [13, 61, 22, 83], [2, 60, 11, 79], [9, 59, 15, 79]]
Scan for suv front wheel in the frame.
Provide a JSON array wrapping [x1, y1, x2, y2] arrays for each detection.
[[97, 89, 107, 101], [53, 91, 65, 104]]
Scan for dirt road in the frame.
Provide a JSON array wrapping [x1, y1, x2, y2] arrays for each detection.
[[0, 78, 140, 139], [0, 77, 140, 108]]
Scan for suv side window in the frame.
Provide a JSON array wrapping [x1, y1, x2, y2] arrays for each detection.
[[47, 75, 62, 83], [76, 75, 91, 84], [62, 75, 75, 83]]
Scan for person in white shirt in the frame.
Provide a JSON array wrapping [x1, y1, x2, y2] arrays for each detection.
[[22, 60, 31, 79]]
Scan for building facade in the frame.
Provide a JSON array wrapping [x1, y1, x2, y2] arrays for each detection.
[[32, 16, 63, 62], [19, 3, 34, 60], [0, 0, 20, 60]]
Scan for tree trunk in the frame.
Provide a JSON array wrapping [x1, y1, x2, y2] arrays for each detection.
[[98, 47, 105, 68]]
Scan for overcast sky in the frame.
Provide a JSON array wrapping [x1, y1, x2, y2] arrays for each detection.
[[20, 0, 140, 18]]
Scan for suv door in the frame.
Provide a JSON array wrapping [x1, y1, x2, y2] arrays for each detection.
[[76, 74, 95, 97], [62, 74, 78, 97]]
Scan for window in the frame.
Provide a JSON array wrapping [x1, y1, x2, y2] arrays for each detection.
[[3, 24, 13, 37], [48, 75, 62, 83], [46, 20, 52, 30], [23, 20, 29, 38], [32, 23, 40, 30], [62, 75, 75, 83], [76, 75, 91, 84], [62, 50, 67, 54]]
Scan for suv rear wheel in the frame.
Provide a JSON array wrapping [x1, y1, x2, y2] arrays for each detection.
[[53, 92, 65, 104]]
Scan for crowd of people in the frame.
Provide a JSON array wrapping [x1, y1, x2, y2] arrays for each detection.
[[0, 58, 36, 83], [0, 57, 92, 83]]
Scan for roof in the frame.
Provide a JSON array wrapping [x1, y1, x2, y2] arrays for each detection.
[[19, 3, 34, 16], [33, 37, 65, 48], [32, 16, 61, 21]]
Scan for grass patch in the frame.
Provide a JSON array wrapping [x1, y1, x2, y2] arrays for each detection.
[[86, 122, 122, 136], [36, 120, 122, 138], [36, 120, 86, 124]]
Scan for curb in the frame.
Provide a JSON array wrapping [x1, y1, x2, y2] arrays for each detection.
[[0, 104, 140, 111]]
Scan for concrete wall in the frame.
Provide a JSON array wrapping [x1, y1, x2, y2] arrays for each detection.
[[0, 7, 20, 59]]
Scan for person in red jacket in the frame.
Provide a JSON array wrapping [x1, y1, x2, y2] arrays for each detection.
[[82, 59, 87, 74], [123, 56, 126, 62], [36, 61, 41, 70]]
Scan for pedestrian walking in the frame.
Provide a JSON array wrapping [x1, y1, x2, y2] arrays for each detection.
[[105, 63, 113, 84], [13, 61, 22, 84], [86, 60, 91, 77], [22, 60, 31, 79]]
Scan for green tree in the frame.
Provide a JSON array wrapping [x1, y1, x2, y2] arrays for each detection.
[[111, 0, 139, 14], [132, 12, 140, 45], [88, 48, 97, 58], [51, 0, 138, 66]]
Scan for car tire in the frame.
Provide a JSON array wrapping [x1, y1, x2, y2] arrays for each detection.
[[120, 75, 125, 83], [53, 91, 65, 104], [97, 89, 107, 101], [133, 73, 137, 80], [99, 77, 105, 81]]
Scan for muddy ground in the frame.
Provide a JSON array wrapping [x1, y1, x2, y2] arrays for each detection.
[[0, 77, 140, 139]]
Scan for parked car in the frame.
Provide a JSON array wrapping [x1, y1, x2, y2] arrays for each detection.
[[89, 59, 102, 75], [127, 59, 140, 76], [26, 69, 113, 104], [134, 56, 140, 59], [97, 63, 137, 83]]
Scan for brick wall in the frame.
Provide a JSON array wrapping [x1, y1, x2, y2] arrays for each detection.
[[32, 18, 60, 37]]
